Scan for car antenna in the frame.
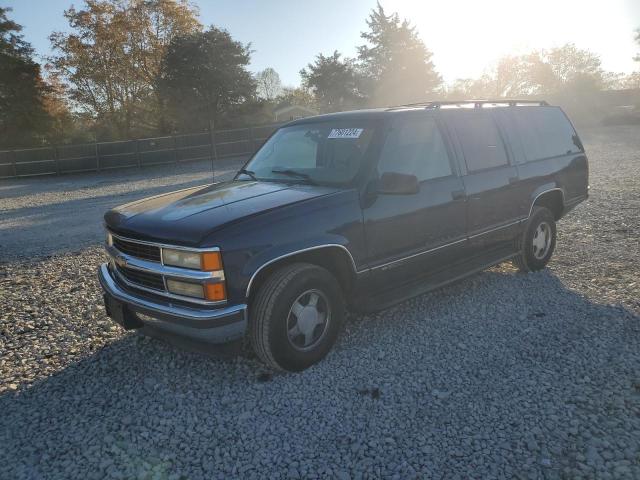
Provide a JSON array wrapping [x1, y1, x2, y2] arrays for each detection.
[[209, 118, 217, 184]]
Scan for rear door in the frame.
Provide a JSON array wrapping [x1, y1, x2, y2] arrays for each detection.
[[493, 106, 588, 217], [442, 109, 522, 253], [363, 112, 467, 285]]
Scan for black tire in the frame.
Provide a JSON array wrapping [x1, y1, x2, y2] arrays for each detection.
[[250, 263, 345, 372], [513, 206, 557, 272]]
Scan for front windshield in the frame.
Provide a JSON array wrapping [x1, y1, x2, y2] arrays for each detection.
[[241, 121, 377, 185]]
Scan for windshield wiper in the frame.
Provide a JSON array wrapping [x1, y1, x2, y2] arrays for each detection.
[[271, 168, 315, 184], [237, 168, 258, 180]]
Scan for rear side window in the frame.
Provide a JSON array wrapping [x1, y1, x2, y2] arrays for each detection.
[[448, 111, 509, 172], [378, 116, 452, 181], [512, 107, 582, 161]]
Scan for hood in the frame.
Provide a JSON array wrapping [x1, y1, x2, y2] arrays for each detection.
[[104, 180, 340, 245]]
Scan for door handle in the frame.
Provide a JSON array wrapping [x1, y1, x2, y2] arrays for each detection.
[[508, 176, 519, 185], [451, 190, 466, 200]]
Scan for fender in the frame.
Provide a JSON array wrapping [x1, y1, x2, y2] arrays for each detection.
[[528, 185, 565, 218], [244, 239, 360, 298]]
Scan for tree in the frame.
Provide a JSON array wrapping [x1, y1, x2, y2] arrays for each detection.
[[0, 7, 52, 148], [634, 28, 640, 63], [275, 87, 317, 109], [543, 43, 603, 93], [41, 72, 77, 145], [49, 0, 201, 139], [446, 76, 495, 99], [255, 67, 282, 101], [357, 3, 441, 106], [158, 26, 256, 132], [490, 53, 553, 97], [461, 44, 604, 100], [620, 72, 640, 89], [300, 51, 362, 112]]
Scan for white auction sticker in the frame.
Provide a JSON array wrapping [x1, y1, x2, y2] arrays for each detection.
[[328, 128, 363, 139]]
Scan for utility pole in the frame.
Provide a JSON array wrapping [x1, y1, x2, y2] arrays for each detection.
[[209, 118, 218, 184], [95, 133, 100, 172]]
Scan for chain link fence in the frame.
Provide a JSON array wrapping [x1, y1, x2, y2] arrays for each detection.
[[0, 123, 281, 179]]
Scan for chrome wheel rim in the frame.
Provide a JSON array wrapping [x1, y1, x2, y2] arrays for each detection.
[[286, 289, 331, 351], [532, 221, 551, 260]]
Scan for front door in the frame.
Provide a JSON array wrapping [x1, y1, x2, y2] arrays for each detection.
[[363, 113, 467, 286]]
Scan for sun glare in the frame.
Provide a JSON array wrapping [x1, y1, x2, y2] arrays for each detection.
[[390, 0, 637, 81]]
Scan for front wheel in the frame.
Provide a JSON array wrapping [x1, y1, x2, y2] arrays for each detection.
[[513, 206, 557, 272], [250, 263, 344, 372]]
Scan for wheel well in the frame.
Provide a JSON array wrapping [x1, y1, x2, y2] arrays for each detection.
[[247, 247, 356, 301], [532, 190, 564, 220]]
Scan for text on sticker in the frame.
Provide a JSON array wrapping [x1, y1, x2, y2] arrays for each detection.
[[328, 128, 364, 139]]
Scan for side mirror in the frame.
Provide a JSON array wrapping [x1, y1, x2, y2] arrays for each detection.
[[378, 172, 419, 195]]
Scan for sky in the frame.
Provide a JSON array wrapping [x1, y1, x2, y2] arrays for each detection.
[[2, 0, 639, 86]]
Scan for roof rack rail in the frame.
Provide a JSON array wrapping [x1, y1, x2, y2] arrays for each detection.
[[389, 99, 549, 110]]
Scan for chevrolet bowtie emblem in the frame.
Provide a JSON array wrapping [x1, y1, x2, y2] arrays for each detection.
[[115, 255, 127, 268]]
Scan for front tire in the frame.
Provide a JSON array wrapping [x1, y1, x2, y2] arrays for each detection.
[[513, 206, 557, 272], [250, 263, 345, 372]]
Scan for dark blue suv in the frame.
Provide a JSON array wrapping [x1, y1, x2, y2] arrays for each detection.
[[99, 100, 589, 371]]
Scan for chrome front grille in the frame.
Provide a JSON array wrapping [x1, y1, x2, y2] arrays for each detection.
[[112, 236, 161, 262], [106, 232, 225, 306], [116, 265, 165, 291]]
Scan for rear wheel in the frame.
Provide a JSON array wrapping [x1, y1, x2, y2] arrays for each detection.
[[513, 206, 557, 272], [250, 263, 344, 372]]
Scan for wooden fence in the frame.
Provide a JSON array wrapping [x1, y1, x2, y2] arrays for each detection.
[[0, 123, 281, 179]]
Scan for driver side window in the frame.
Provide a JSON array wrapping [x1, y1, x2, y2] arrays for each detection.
[[378, 116, 452, 181]]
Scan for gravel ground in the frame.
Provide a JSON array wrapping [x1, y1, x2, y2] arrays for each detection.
[[0, 156, 246, 260], [1, 125, 639, 479]]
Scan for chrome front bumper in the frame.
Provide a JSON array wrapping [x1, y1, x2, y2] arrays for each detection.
[[98, 263, 247, 344]]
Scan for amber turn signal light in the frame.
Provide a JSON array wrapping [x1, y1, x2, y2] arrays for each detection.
[[204, 282, 226, 301], [201, 251, 223, 271]]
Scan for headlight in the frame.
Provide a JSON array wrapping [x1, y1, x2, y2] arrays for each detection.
[[166, 279, 205, 299], [162, 249, 222, 271], [162, 249, 201, 269], [166, 279, 226, 301]]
